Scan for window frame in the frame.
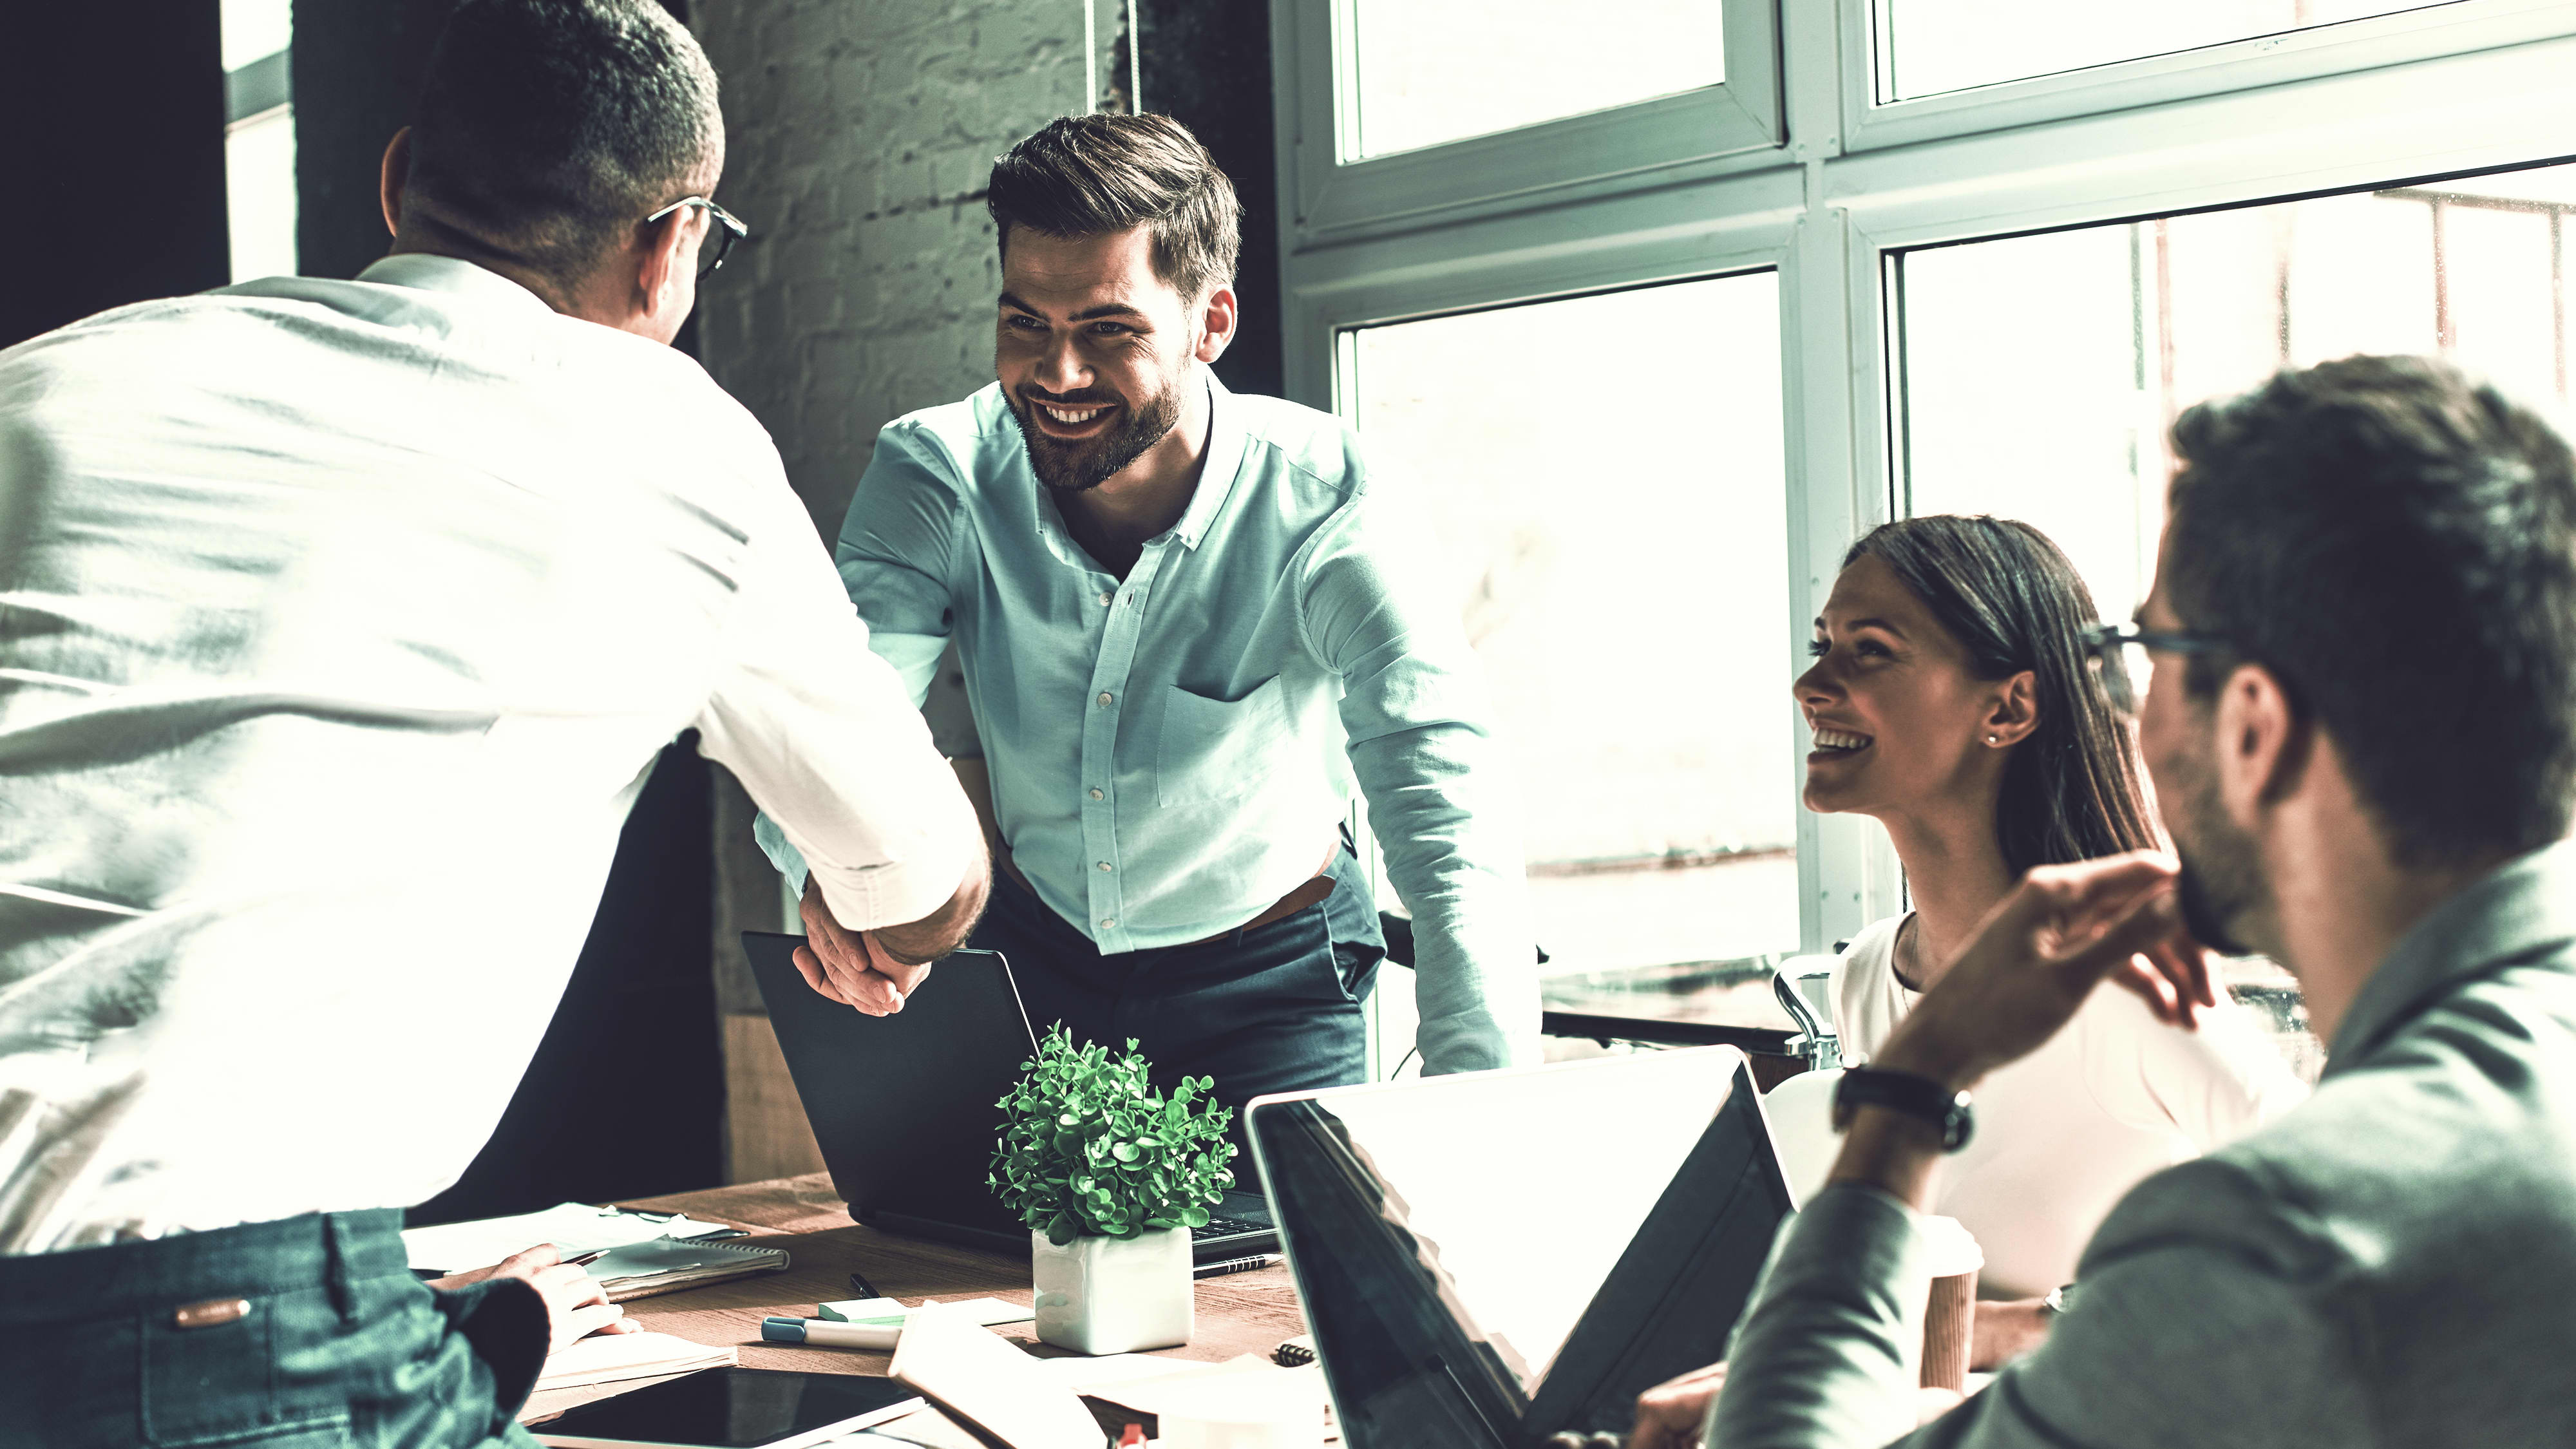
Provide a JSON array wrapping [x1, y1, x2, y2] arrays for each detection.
[[1273, 0, 2576, 961], [1274, 0, 1783, 247]]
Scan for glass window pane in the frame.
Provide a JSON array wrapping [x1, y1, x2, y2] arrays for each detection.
[[1893, 159, 2576, 1083], [1897, 159, 2576, 621], [1347, 0, 1724, 160], [225, 105, 299, 283], [1350, 274, 1794, 976], [220, 0, 293, 71], [1876, 0, 2458, 101]]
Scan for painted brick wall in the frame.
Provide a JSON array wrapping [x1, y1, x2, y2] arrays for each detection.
[[689, 0, 1097, 538]]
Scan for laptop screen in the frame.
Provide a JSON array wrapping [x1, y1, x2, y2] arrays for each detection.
[[1247, 1048, 1791, 1448]]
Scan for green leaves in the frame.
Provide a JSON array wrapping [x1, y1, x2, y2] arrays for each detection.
[[990, 1024, 1238, 1245]]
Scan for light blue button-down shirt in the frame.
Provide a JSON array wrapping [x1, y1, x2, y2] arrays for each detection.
[[757, 377, 1537, 1074]]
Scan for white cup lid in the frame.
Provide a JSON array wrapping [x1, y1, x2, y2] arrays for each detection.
[[1917, 1213, 1985, 1277]]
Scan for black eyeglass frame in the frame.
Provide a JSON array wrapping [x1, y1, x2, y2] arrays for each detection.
[[2081, 622, 2238, 715], [645, 194, 750, 277]]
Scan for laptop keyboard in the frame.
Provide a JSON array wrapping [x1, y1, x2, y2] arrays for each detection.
[[1192, 1214, 1269, 1240]]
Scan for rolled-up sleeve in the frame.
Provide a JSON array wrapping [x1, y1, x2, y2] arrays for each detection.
[[695, 458, 980, 933], [1712, 1164, 2369, 1449], [1296, 501, 1538, 1075]]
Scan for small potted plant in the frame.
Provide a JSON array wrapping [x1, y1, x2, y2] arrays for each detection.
[[989, 1027, 1237, 1354]]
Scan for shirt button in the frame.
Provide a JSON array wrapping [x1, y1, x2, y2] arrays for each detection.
[[1097, 691, 1113, 706], [1100, 918, 1117, 930], [1088, 787, 1104, 800], [1097, 861, 1113, 872], [1099, 591, 1114, 606]]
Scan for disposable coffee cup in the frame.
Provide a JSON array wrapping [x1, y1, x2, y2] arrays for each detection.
[[1917, 1215, 1984, 1392]]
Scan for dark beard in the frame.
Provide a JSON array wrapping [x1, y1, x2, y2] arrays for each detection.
[[2170, 744, 2266, 958], [2174, 855, 2253, 957], [1012, 377, 1186, 493]]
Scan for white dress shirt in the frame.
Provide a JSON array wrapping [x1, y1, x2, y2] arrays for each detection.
[[0, 255, 978, 1252], [1814, 913, 2307, 1296]]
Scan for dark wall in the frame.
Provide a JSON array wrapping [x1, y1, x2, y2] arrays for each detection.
[[1140, 1, 1284, 400], [1, 3, 229, 349], [290, 0, 456, 281]]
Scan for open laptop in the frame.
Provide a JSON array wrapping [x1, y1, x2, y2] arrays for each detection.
[[741, 931, 1276, 1262], [1247, 1046, 1793, 1448]]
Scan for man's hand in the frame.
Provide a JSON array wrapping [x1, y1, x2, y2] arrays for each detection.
[[1628, 1361, 1965, 1448], [1971, 1298, 2054, 1370], [1873, 851, 2214, 1092], [425, 1243, 635, 1355], [1631, 1361, 1730, 1449], [795, 876, 936, 1016]]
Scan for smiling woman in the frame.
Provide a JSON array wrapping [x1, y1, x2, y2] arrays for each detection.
[[1777, 513, 2304, 1319]]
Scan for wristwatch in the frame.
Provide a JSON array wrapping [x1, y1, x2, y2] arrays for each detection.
[[1831, 1066, 1975, 1152]]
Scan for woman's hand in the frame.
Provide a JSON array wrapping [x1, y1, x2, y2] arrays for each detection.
[[426, 1242, 638, 1354]]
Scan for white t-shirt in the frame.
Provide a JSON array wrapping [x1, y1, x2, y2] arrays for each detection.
[[1819, 913, 2307, 1297], [0, 256, 981, 1252]]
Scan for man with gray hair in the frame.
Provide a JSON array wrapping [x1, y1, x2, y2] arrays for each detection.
[[0, 2, 983, 1441]]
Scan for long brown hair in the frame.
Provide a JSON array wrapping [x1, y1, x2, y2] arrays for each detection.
[[1846, 515, 2157, 872]]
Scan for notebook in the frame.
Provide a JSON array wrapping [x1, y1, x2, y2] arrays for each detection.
[[404, 1202, 790, 1303]]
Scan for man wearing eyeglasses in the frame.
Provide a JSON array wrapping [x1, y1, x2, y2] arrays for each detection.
[[0, 3, 983, 1443], [1669, 355, 2576, 1449]]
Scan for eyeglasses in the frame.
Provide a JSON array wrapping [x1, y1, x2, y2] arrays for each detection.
[[2081, 622, 2236, 716], [645, 195, 750, 278]]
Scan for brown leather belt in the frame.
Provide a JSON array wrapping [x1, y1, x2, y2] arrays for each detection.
[[999, 841, 1339, 947]]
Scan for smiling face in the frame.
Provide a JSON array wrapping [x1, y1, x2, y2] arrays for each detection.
[[1794, 553, 2029, 823], [994, 223, 1220, 493]]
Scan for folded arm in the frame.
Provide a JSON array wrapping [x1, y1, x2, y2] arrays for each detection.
[[1712, 856, 2362, 1448]]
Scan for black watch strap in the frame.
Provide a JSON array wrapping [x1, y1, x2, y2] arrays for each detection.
[[1832, 1066, 1975, 1152]]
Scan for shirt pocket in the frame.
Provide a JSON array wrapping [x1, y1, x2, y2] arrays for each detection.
[[1157, 677, 1293, 806]]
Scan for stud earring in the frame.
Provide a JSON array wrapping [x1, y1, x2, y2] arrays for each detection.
[[1986, 734, 2000, 744]]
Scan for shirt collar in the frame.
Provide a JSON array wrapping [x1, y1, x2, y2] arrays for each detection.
[[1170, 372, 1247, 551], [355, 253, 557, 317], [2322, 837, 2576, 1075]]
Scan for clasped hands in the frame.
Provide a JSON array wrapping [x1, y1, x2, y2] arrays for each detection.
[[793, 876, 935, 1016]]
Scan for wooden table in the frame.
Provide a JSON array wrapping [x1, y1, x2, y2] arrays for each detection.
[[518, 1173, 1307, 1437]]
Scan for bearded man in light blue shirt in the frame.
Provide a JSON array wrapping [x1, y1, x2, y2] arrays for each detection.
[[759, 114, 1537, 1110]]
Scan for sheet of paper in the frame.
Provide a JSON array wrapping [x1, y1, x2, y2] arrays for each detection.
[[535, 1331, 734, 1392], [1075, 1356, 1328, 1423], [889, 1303, 1101, 1449], [822, 1296, 1034, 1329], [401, 1203, 734, 1272]]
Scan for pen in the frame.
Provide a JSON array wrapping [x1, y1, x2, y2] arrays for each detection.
[[1193, 1253, 1282, 1279], [763, 1314, 902, 1351], [566, 1248, 611, 1268], [848, 1268, 882, 1298]]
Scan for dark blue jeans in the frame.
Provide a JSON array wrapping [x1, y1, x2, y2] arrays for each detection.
[[973, 844, 1385, 1163], [0, 1209, 546, 1449]]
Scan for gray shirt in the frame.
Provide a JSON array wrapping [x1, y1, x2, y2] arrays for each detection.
[[1713, 839, 2576, 1448]]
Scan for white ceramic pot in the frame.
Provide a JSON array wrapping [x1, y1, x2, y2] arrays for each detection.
[[1031, 1225, 1193, 1354]]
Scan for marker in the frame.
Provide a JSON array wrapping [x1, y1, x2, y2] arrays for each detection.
[[762, 1314, 901, 1350], [1193, 1253, 1282, 1279]]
